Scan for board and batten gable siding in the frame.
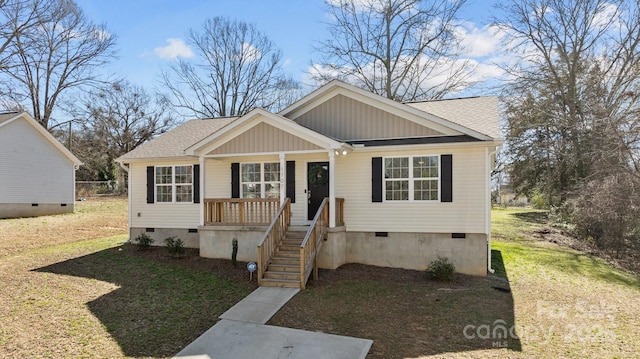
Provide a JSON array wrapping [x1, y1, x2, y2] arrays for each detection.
[[292, 94, 444, 141], [207, 122, 323, 155], [334, 146, 488, 233], [130, 161, 200, 228], [0, 117, 74, 203]]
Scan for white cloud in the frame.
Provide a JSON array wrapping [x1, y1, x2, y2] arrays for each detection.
[[241, 42, 261, 62], [457, 23, 506, 58], [592, 2, 621, 30], [154, 38, 194, 60]]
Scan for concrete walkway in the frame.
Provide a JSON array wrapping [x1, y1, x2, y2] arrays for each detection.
[[219, 287, 300, 324], [174, 286, 373, 359]]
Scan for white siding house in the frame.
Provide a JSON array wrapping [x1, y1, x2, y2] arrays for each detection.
[[0, 112, 82, 218], [117, 81, 502, 286]]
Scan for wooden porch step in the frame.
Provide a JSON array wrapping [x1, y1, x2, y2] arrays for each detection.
[[285, 231, 307, 239], [270, 256, 300, 265], [278, 244, 301, 251], [281, 239, 303, 246], [263, 270, 300, 280], [260, 278, 300, 288], [275, 249, 298, 258], [267, 263, 300, 272]]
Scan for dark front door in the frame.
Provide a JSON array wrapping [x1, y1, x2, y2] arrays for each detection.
[[307, 162, 329, 220]]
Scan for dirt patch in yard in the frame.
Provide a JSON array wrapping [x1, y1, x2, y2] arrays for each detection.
[[269, 263, 520, 358]]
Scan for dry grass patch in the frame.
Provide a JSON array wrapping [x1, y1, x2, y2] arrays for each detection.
[[0, 196, 127, 258]]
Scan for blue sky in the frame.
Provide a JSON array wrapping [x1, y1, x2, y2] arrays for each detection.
[[76, 0, 502, 96]]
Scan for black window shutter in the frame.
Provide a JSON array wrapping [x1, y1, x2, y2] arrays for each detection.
[[231, 163, 240, 198], [146, 166, 154, 203], [193, 164, 200, 203], [441, 154, 453, 202], [372, 157, 383, 202], [286, 161, 296, 203]]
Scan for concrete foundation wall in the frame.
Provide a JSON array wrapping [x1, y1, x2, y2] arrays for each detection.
[[130, 227, 200, 249], [199, 226, 268, 262], [195, 226, 486, 276], [317, 227, 347, 269], [344, 232, 487, 276], [0, 203, 74, 219]]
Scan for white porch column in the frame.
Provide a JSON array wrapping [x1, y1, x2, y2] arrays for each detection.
[[329, 150, 336, 228], [279, 153, 286, 205], [199, 156, 205, 226]]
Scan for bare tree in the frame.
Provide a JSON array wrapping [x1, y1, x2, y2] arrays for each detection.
[[160, 17, 297, 118], [66, 81, 175, 181], [0, 0, 116, 129], [312, 0, 471, 101], [0, 0, 49, 66], [499, 0, 640, 251], [500, 0, 640, 203]]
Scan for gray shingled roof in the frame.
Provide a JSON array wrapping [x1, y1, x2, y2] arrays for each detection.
[[118, 96, 500, 162], [405, 96, 501, 139], [117, 117, 237, 161]]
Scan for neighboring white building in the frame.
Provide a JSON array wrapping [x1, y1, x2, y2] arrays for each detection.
[[117, 80, 502, 287], [0, 112, 82, 218]]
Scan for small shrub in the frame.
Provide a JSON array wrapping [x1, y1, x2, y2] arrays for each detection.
[[164, 236, 186, 258], [426, 256, 455, 281], [531, 191, 548, 210], [133, 233, 154, 249]]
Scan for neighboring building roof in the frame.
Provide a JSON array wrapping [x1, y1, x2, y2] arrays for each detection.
[[0, 111, 82, 166], [0, 112, 20, 125], [405, 96, 501, 140], [117, 117, 237, 161]]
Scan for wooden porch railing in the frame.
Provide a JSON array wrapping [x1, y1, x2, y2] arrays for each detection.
[[299, 197, 330, 289], [204, 198, 280, 225], [256, 198, 291, 285]]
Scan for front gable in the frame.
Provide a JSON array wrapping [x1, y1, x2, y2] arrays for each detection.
[[281, 80, 493, 141], [186, 108, 345, 157], [293, 94, 444, 141], [207, 122, 323, 155]]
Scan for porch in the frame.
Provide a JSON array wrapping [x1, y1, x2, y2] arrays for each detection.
[[200, 197, 345, 289], [203, 198, 344, 227]]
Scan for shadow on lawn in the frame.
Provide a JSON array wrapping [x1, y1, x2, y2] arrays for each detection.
[[33, 246, 250, 358], [269, 250, 521, 358], [512, 210, 548, 224]]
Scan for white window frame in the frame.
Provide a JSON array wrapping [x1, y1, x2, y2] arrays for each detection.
[[383, 155, 440, 202], [155, 165, 194, 203], [240, 162, 281, 199]]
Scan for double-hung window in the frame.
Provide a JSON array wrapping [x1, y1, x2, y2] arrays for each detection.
[[384, 156, 439, 201], [241, 162, 280, 198], [155, 165, 193, 203]]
